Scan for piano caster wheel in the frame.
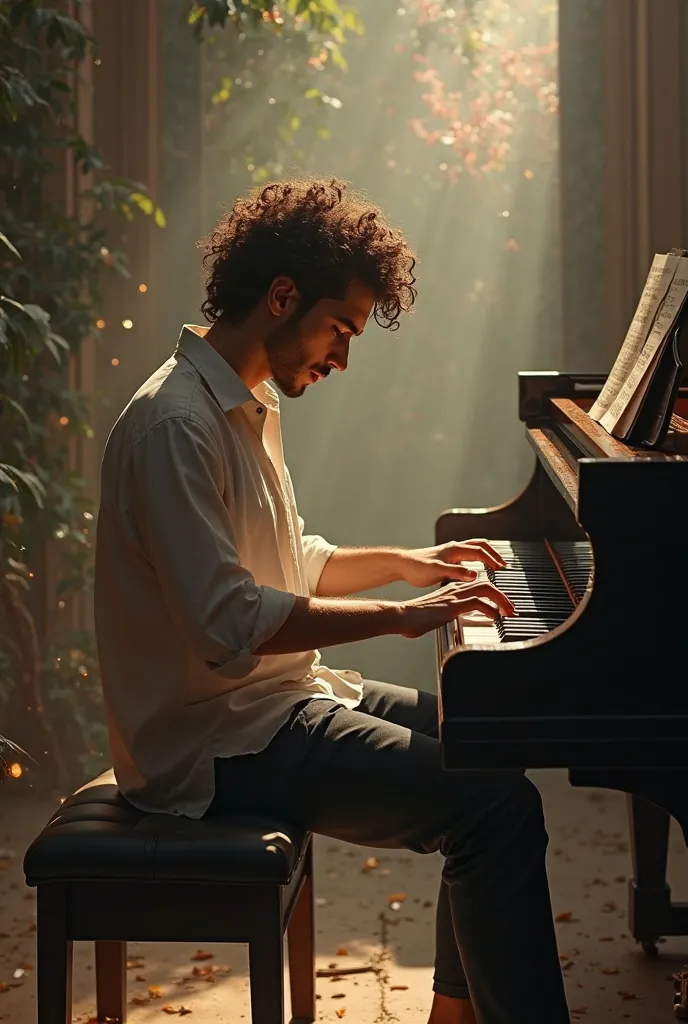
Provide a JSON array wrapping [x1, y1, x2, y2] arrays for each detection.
[[641, 939, 659, 957]]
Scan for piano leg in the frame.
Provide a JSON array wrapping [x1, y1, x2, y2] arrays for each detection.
[[628, 793, 674, 956]]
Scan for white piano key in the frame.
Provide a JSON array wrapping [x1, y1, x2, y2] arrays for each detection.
[[461, 621, 501, 645], [457, 560, 501, 645]]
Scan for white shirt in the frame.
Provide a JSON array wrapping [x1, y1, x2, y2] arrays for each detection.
[[94, 325, 363, 818]]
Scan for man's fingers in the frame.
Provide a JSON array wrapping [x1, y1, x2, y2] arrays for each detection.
[[450, 566, 478, 582], [445, 579, 516, 617], [453, 596, 502, 622], [463, 540, 507, 570]]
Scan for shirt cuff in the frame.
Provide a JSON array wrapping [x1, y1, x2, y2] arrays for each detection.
[[210, 586, 296, 679], [301, 534, 338, 595]]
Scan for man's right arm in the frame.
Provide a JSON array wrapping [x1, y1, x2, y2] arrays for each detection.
[[254, 595, 403, 654], [256, 581, 515, 654]]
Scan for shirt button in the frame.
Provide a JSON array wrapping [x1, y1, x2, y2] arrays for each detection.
[[255, 406, 263, 414]]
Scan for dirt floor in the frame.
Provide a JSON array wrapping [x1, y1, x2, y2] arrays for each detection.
[[1, 769, 687, 1023]]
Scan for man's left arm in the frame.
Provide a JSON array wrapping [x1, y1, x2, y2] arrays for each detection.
[[300, 518, 507, 597]]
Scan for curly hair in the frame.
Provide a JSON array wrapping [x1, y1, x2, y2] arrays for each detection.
[[198, 176, 417, 330]]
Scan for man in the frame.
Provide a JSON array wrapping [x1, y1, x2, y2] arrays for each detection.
[[95, 177, 570, 1024]]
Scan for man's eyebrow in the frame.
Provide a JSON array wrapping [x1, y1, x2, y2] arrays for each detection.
[[335, 316, 364, 337]]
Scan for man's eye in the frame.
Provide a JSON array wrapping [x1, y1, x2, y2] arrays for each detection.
[[333, 326, 344, 338]]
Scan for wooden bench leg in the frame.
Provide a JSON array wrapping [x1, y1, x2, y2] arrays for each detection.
[[37, 884, 73, 1024], [96, 940, 127, 1022], [249, 891, 285, 1024], [288, 842, 316, 1023]]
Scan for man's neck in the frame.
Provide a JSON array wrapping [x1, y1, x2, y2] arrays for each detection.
[[203, 317, 269, 391]]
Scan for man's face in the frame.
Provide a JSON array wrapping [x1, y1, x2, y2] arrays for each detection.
[[265, 281, 376, 399]]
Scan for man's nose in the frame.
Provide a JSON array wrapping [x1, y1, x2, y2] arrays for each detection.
[[328, 342, 350, 372]]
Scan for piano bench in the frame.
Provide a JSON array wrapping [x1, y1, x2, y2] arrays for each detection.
[[23, 769, 316, 1024]]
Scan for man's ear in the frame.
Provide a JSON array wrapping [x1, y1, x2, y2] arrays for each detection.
[[267, 276, 301, 318]]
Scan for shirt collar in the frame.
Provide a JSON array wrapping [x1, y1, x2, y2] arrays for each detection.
[[175, 324, 280, 413]]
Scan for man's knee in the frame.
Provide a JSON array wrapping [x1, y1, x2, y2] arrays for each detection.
[[506, 772, 548, 840], [446, 772, 548, 860]]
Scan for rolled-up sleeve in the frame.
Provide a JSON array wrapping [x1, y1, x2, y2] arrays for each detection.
[[129, 415, 296, 679], [297, 515, 337, 595]]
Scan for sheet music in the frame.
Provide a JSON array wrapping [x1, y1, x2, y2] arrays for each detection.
[[589, 253, 680, 421], [600, 258, 688, 435]]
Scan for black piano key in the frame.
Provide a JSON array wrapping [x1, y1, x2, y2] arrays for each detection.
[[482, 539, 592, 643]]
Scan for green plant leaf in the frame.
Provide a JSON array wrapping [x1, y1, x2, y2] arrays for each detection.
[[0, 233, 21, 259], [0, 395, 31, 430], [129, 191, 154, 215], [0, 465, 45, 506]]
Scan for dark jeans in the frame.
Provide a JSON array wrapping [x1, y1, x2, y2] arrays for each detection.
[[207, 679, 570, 1024]]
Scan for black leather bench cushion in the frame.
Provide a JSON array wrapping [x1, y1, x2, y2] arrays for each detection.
[[23, 770, 307, 886]]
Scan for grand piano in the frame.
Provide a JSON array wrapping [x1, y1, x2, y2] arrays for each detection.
[[435, 371, 688, 971]]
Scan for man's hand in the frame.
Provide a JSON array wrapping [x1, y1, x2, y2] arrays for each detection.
[[398, 579, 516, 638], [397, 539, 507, 589]]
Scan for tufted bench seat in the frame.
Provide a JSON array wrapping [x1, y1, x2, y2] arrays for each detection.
[[23, 769, 315, 1024]]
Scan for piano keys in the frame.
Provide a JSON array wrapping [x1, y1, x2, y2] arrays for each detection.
[[453, 540, 593, 647], [435, 370, 688, 961]]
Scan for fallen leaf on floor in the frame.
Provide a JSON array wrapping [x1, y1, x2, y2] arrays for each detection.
[[191, 950, 213, 961], [618, 991, 637, 1000], [12, 969, 25, 979], [555, 911, 576, 923], [331, 993, 346, 999], [363, 856, 379, 870], [315, 897, 328, 907], [570, 1008, 587, 1015], [390, 985, 408, 991], [335, 1009, 346, 1018], [0, 984, 9, 994], [149, 984, 162, 998], [161, 1006, 192, 1015], [135, 974, 147, 982], [423, 900, 433, 909], [600, 936, 615, 942], [127, 958, 145, 969], [336, 947, 349, 956], [601, 968, 619, 975], [602, 901, 617, 913], [131, 996, 150, 1005], [387, 892, 406, 903]]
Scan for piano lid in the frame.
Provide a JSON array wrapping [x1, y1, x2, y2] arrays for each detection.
[[524, 395, 688, 530]]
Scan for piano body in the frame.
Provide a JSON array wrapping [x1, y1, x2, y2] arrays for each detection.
[[436, 371, 688, 957]]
